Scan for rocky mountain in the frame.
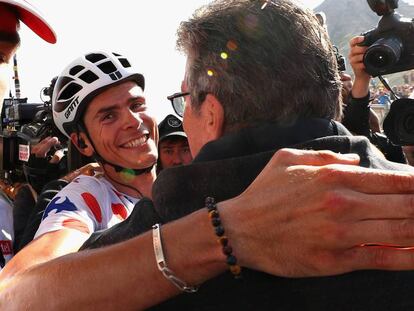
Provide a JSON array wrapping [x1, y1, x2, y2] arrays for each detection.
[[315, 0, 414, 83]]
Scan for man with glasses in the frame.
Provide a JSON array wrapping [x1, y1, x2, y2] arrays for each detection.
[[5, 1, 414, 310], [144, 0, 414, 308]]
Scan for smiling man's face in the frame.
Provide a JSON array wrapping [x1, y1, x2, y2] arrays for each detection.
[[82, 80, 158, 170]]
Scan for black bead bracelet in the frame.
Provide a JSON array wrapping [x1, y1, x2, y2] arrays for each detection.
[[206, 196, 242, 279]]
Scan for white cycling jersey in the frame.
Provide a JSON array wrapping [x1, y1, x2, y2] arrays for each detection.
[[35, 174, 139, 239]]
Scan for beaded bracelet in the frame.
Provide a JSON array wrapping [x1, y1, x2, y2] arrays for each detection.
[[205, 196, 242, 279]]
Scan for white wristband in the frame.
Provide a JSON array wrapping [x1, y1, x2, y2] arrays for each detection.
[[152, 223, 199, 293]]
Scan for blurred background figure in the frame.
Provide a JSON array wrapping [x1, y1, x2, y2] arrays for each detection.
[[157, 114, 192, 174], [376, 86, 391, 106]]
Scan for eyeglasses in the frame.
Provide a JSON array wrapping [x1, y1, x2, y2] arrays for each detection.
[[167, 92, 190, 118]]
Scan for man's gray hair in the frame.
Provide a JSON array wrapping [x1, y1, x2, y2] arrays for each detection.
[[177, 0, 342, 132]]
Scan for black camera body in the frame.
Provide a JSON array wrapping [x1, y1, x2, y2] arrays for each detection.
[[0, 77, 67, 182], [19, 105, 65, 145], [361, 0, 414, 77], [0, 98, 45, 182], [2, 98, 44, 130]]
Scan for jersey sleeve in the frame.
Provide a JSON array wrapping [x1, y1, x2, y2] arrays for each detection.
[[34, 177, 106, 239]]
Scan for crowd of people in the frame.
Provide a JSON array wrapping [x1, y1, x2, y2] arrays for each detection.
[[367, 82, 414, 106], [366, 78, 414, 106], [371, 84, 393, 105], [3, 0, 414, 310]]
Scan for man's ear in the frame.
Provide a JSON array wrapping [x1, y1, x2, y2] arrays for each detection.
[[202, 94, 225, 140], [70, 132, 94, 157]]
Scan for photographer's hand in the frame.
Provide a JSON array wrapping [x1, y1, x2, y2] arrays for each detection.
[[31, 136, 62, 163], [349, 36, 371, 98]]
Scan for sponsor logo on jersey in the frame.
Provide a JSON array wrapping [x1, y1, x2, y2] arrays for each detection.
[[43, 196, 77, 220]]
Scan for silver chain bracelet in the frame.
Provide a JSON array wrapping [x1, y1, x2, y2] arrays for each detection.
[[152, 223, 199, 293]]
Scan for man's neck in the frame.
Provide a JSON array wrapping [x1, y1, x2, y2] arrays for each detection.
[[102, 166, 156, 199]]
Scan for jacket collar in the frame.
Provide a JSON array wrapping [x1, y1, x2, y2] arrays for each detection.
[[194, 118, 351, 162]]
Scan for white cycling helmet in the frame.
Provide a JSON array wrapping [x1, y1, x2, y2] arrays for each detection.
[[52, 51, 145, 138]]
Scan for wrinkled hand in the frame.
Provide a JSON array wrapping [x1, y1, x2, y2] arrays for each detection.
[[349, 36, 371, 98], [222, 148, 414, 277], [61, 163, 102, 183]]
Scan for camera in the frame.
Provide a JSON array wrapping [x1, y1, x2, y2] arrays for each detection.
[[19, 76, 66, 145], [357, 0, 414, 146], [383, 97, 414, 145], [361, 0, 414, 77], [0, 98, 45, 182], [0, 77, 67, 183]]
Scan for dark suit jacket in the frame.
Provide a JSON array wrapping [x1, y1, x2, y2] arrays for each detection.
[[82, 118, 414, 310]]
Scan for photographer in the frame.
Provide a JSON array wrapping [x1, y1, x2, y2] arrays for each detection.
[[342, 35, 406, 164], [20, 76, 69, 193], [28, 135, 66, 191], [12, 75, 70, 252]]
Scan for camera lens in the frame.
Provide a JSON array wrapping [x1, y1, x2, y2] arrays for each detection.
[[384, 98, 414, 145], [363, 37, 402, 74]]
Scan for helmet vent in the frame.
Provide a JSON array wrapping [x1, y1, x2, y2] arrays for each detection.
[[69, 65, 85, 76], [113, 52, 121, 57], [58, 82, 83, 101], [54, 76, 74, 101], [109, 71, 123, 81], [85, 53, 106, 63], [119, 58, 131, 68], [79, 70, 99, 84], [98, 61, 117, 74]]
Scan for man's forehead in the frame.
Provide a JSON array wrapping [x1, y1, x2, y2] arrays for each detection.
[[101, 81, 144, 99], [0, 4, 19, 35], [88, 81, 145, 113]]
